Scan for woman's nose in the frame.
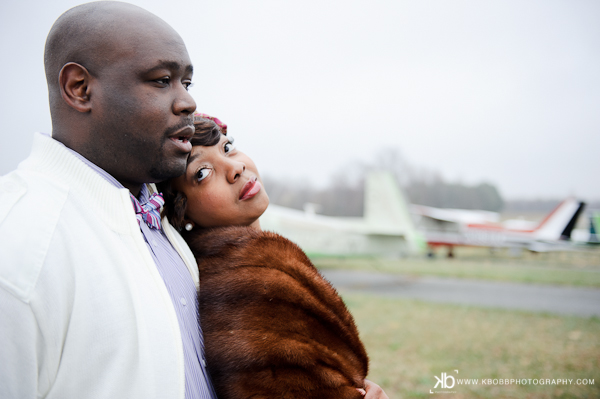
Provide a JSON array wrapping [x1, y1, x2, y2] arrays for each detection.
[[227, 159, 246, 183]]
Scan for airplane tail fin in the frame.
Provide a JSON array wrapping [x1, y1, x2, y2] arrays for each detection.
[[534, 198, 586, 241], [364, 171, 411, 227], [363, 171, 424, 251]]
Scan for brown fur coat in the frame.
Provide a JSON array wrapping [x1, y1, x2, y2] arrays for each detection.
[[183, 226, 369, 399]]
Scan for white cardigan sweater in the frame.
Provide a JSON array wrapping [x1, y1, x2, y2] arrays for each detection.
[[0, 133, 199, 399]]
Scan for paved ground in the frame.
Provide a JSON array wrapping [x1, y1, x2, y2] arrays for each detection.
[[321, 270, 600, 317]]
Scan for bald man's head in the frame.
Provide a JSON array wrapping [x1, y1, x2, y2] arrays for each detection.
[[44, 1, 179, 97], [43, 1, 197, 194]]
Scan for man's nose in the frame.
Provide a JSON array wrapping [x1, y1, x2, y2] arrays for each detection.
[[172, 84, 196, 116]]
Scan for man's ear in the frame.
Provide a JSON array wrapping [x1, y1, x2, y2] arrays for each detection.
[[58, 62, 93, 113]]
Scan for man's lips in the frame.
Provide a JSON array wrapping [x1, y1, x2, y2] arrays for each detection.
[[239, 177, 262, 200], [168, 125, 194, 153]]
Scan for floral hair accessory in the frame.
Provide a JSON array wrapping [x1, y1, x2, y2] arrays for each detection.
[[193, 112, 227, 135]]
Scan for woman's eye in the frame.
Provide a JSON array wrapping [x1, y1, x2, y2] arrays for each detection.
[[196, 168, 211, 182], [224, 139, 236, 154]]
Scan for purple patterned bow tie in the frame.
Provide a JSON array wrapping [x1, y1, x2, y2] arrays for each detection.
[[130, 192, 164, 230]]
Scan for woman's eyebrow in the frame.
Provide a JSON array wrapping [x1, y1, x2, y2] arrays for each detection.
[[186, 153, 199, 166]]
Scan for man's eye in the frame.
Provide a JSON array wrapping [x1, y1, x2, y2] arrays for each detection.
[[183, 81, 194, 91], [155, 77, 170, 85], [196, 168, 211, 181]]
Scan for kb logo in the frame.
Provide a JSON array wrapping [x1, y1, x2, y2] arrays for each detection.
[[431, 370, 458, 393]]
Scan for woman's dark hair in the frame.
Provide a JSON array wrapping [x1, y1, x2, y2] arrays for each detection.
[[156, 118, 223, 230]]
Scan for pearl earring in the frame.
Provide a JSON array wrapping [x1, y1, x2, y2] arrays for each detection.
[[185, 223, 193, 231]]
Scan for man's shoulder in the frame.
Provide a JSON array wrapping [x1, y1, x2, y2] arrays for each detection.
[[0, 170, 70, 301], [0, 169, 70, 226]]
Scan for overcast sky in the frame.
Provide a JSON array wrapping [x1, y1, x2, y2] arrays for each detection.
[[1, 0, 599, 201]]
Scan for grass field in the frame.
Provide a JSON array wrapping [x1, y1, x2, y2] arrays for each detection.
[[344, 293, 600, 399], [312, 247, 600, 287]]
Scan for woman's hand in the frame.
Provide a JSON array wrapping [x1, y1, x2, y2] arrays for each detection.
[[357, 379, 389, 399]]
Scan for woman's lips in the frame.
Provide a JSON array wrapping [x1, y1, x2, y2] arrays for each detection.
[[239, 178, 262, 200]]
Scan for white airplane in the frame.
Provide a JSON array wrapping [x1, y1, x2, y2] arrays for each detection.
[[411, 198, 586, 255], [260, 171, 424, 257]]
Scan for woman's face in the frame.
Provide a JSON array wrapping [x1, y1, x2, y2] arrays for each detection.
[[171, 134, 269, 229]]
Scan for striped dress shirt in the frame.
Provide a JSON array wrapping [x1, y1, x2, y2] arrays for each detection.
[[58, 138, 217, 399]]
